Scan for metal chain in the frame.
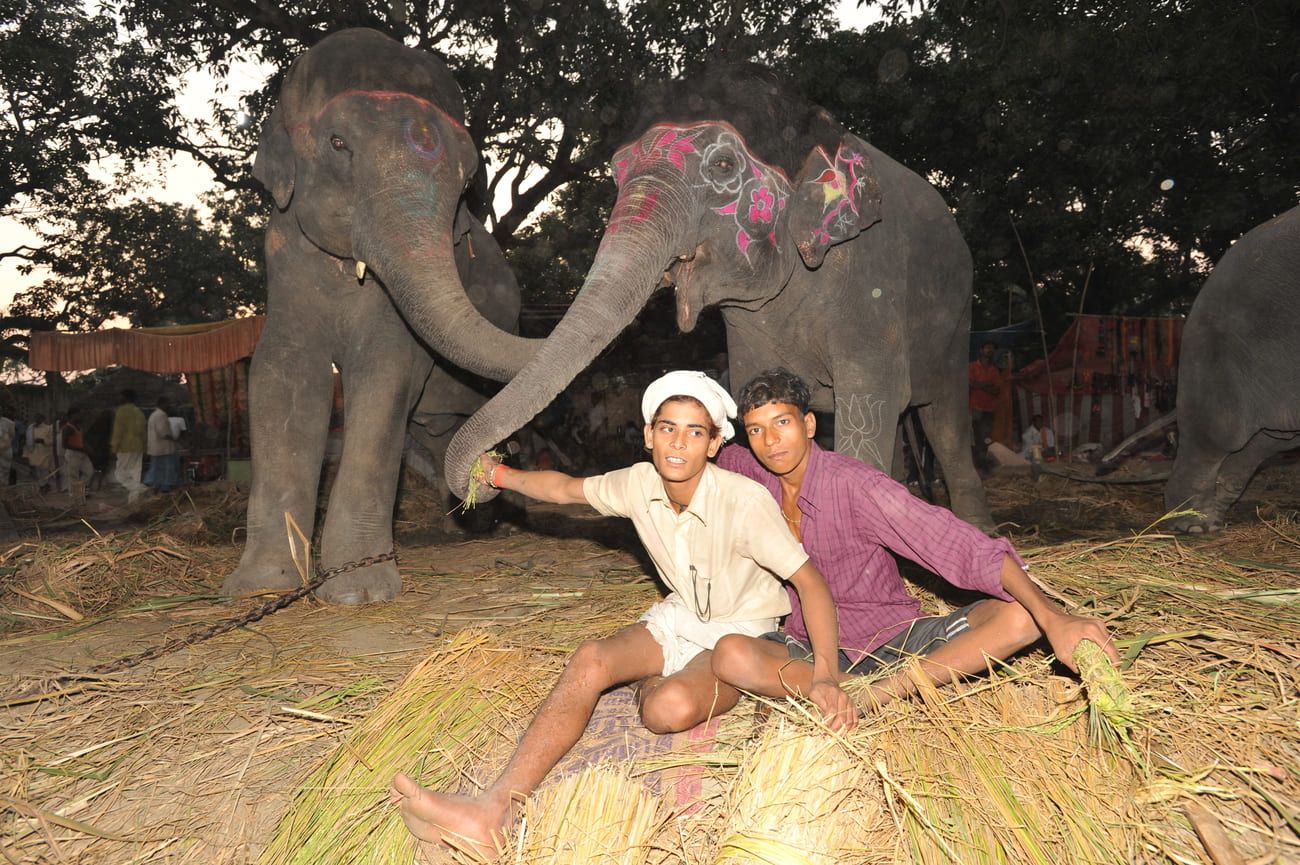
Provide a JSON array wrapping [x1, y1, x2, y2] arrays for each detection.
[[87, 550, 398, 675]]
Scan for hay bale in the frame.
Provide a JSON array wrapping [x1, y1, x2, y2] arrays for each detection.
[[257, 631, 546, 865], [507, 763, 666, 865], [712, 714, 868, 865]]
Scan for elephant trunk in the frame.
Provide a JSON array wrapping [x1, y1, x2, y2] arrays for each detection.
[[444, 181, 690, 498], [353, 211, 535, 383]]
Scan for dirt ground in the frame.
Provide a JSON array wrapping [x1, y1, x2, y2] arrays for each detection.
[[1, 455, 1297, 864]]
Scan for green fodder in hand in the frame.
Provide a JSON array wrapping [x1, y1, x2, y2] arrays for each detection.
[[460, 450, 504, 512], [1073, 638, 1141, 754]]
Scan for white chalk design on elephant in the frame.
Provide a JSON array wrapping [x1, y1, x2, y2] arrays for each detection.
[[836, 393, 886, 467]]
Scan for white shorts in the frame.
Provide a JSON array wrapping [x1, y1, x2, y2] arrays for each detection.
[[640, 593, 778, 677]]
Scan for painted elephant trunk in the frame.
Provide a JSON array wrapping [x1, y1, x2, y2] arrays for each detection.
[[444, 195, 688, 497], [354, 218, 536, 383]]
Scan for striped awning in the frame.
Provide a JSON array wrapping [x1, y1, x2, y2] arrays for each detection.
[[28, 316, 265, 374]]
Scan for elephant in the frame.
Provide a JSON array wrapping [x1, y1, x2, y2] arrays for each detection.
[[223, 28, 537, 604], [444, 63, 993, 530], [1164, 205, 1300, 533]]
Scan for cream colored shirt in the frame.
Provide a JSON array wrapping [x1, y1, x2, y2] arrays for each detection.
[[146, 409, 177, 456], [583, 462, 806, 623]]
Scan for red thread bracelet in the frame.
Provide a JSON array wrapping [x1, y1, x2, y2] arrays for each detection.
[[489, 463, 507, 489]]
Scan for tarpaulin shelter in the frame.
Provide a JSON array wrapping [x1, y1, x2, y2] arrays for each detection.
[[28, 317, 266, 461], [1012, 314, 1184, 452]]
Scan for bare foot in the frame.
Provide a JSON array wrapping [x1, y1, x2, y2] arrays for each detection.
[[389, 772, 508, 859]]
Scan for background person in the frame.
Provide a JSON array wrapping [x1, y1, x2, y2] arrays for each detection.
[[110, 390, 147, 503], [1020, 413, 1056, 461], [968, 340, 1001, 472], [144, 398, 181, 493], [26, 414, 55, 492], [59, 408, 95, 493], [0, 411, 14, 486]]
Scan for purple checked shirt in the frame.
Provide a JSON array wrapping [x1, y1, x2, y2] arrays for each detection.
[[718, 442, 1021, 662]]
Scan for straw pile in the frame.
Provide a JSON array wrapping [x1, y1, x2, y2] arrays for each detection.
[[258, 630, 548, 865], [506, 763, 667, 865], [850, 668, 1143, 864], [0, 532, 211, 635], [712, 714, 870, 865]]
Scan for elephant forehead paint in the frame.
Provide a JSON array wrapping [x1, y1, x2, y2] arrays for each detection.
[[609, 123, 790, 260]]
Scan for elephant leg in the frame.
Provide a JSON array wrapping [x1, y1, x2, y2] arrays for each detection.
[[224, 320, 334, 596], [1170, 431, 1295, 533], [917, 387, 995, 533], [833, 388, 897, 477], [1164, 427, 1227, 533], [316, 314, 433, 604]]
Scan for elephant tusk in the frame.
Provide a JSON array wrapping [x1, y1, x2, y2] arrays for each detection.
[[355, 260, 367, 282]]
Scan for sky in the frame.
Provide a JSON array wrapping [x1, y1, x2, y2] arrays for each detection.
[[0, 2, 879, 317]]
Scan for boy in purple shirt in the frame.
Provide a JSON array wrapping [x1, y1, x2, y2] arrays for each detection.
[[711, 368, 1118, 710]]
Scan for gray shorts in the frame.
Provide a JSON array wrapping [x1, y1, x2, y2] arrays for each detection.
[[765, 601, 984, 676]]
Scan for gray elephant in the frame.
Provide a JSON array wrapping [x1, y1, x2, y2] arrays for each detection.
[[445, 64, 992, 529], [223, 28, 536, 603], [1164, 205, 1300, 533]]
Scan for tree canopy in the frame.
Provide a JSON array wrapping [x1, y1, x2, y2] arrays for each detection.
[[1, 0, 1295, 355], [788, 0, 1299, 332]]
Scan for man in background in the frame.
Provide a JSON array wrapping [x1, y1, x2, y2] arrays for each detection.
[[59, 408, 95, 493], [144, 398, 181, 493], [968, 340, 1002, 473], [110, 390, 147, 503]]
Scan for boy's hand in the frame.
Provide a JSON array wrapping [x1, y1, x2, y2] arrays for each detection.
[[809, 678, 857, 732], [477, 451, 502, 478], [1044, 612, 1119, 672]]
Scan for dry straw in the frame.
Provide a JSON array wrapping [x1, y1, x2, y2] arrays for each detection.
[[257, 630, 546, 865], [712, 713, 868, 865], [850, 670, 1143, 865], [505, 763, 667, 865]]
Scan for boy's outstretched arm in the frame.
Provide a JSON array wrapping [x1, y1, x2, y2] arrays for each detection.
[[479, 453, 588, 505], [786, 562, 857, 731], [998, 556, 1119, 672]]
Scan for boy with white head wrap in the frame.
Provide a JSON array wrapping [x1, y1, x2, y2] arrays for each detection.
[[639, 369, 739, 441], [392, 370, 853, 859]]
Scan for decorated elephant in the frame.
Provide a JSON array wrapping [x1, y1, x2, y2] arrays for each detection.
[[1164, 205, 1300, 533], [445, 63, 992, 529], [223, 28, 537, 603]]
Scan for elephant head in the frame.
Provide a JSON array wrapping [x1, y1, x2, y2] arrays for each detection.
[[444, 64, 883, 497], [253, 28, 534, 381]]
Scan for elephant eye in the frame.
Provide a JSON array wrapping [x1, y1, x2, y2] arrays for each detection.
[[712, 155, 735, 172], [329, 135, 347, 151]]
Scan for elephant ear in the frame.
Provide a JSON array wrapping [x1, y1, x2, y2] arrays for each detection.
[[787, 134, 883, 268], [252, 103, 295, 210]]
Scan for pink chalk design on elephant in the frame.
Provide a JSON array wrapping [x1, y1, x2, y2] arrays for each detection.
[[801, 143, 879, 250], [610, 124, 789, 263]]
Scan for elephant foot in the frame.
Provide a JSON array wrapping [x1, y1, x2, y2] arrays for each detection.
[[222, 561, 301, 598], [315, 559, 401, 605], [1165, 510, 1224, 535]]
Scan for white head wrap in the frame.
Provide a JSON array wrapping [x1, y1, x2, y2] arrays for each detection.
[[640, 370, 738, 441]]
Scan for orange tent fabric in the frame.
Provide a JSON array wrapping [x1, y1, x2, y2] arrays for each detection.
[[28, 317, 265, 374]]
